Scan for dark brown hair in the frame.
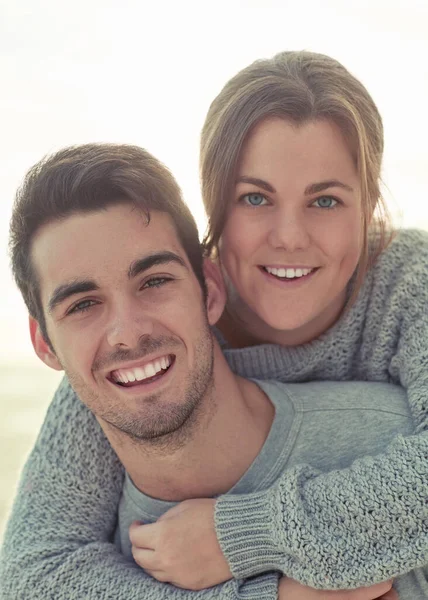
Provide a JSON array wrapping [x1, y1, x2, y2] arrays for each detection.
[[200, 50, 393, 303], [10, 143, 205, 343]]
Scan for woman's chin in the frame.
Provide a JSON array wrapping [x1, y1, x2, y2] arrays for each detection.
[[249, 302, 329, 345]]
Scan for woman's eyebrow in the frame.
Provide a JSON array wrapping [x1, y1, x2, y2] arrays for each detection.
[[235, 176, 276, 193], [304, 180, 354, 195], [236, 177, 353, 195]]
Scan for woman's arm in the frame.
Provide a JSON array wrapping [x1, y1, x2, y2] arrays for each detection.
[[0, 377, 278, 600], [215, 308, 428, 589], [215, 432, 427, 588]]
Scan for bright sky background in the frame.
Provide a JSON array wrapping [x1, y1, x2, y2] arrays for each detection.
[[1, 0, 427, 365]]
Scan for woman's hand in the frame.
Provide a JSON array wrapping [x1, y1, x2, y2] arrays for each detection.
[[129, 498, 232, 590], [278, 577, 398, 600], [129, 499, 400, 598]]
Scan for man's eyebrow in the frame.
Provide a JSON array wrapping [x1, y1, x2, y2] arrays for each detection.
[[48, 280, 99, 314], [304, 180, 354, 195], [128, 251, 188, 279]]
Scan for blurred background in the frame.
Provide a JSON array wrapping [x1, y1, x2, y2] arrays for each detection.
[[1, 0, 427, 538]]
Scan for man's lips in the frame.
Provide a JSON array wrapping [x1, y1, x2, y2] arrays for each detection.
[[108, 354, 175, 386]]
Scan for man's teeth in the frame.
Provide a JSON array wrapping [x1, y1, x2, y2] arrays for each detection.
[[265, 267, 314, 279], [112, 355, 171, 384]]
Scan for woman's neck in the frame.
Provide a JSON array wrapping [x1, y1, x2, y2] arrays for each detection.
[[218, 292, 347, 348]]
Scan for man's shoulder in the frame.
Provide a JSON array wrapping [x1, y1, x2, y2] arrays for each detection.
[[282, 382, 413, 473], [255, 379, 410, 417]]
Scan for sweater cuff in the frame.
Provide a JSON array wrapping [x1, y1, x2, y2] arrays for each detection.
[[236, 572, 280, 600], [215, 489, 285, 578]]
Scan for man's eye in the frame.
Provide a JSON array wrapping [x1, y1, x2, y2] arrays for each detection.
[[142, 277, 172, 289], [67, 299, 97, 315], [312, 196, 339, 209], [240, 193, 269, 207]]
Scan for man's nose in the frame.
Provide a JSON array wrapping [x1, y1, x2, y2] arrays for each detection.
[[106, 302, 154, 349]]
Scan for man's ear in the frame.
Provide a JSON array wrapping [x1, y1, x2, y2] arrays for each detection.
[[203, 258, 226, 326], [29, 316, 62, 371]]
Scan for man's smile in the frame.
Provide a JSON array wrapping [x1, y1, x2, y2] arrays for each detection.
[[107, 354, 176, 389]]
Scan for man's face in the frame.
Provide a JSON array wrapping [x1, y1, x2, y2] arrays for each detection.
[[30, 204, 222, 443]]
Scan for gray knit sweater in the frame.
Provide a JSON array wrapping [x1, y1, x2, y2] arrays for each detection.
[[1, 229, 427, 599]]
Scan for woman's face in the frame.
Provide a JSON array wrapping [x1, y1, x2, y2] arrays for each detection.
[[219, 117, 363, 344]]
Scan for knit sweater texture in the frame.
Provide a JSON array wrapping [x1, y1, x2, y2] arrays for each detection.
[[1, 228, 427, 599]]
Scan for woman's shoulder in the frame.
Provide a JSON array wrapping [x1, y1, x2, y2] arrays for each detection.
[[383, 227, 428, 256], [365, 228, 428, 318], [374, 228, 428, 276]]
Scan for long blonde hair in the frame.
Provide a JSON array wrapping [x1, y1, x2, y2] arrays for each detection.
[[200, 51, 392, 301]]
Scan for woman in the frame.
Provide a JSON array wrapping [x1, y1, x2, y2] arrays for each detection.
[[147, 50, 427, 590], [2, 51, 427, 599], [129, 50, 427, 594]]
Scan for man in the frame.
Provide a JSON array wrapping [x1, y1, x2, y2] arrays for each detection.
[[1, 144, 420, 599]]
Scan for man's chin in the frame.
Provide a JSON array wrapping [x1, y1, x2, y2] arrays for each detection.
[[95, 398, 201, 450]]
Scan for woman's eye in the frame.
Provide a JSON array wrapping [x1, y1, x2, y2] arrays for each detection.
[[68, 299, 97, 315], [241, 193, 268, 207], [312, 196, 338, 209]]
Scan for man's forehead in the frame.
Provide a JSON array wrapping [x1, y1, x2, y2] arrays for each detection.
[[31, 206, 190, 297]]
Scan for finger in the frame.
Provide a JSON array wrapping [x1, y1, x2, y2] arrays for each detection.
[[129, 520, 143, 529], [343, 580, 393, 599], [377, 590, 398, 600], [141, 567, 170, 583], [362, 580, 393, 599], [129, 522, 158, 549], [131, 546, 159, 570], [128, 521, 143, 537]]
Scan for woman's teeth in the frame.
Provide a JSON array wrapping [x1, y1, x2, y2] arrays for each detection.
[[264, 266, 315, 279]]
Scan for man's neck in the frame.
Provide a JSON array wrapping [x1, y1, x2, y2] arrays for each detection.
[[101, 345, 274, 501]]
